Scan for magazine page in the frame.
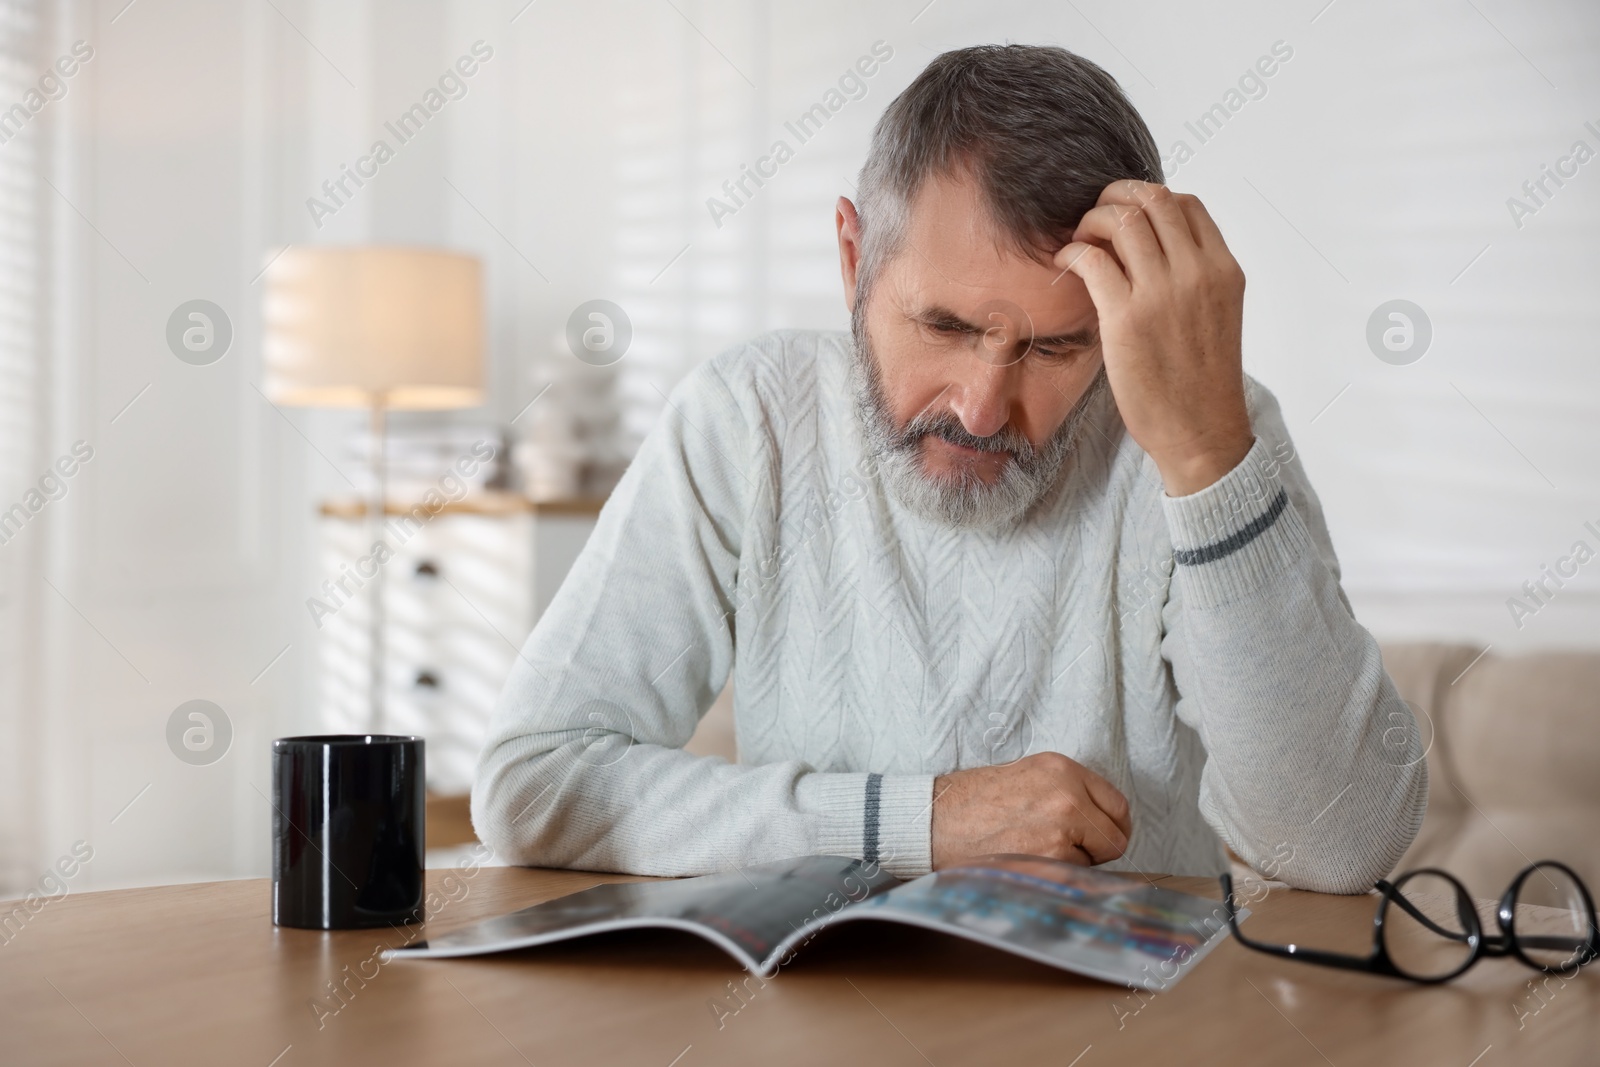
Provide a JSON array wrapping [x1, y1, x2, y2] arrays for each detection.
[[810, 854, 1243, 990], [385, 855, 898, 973]]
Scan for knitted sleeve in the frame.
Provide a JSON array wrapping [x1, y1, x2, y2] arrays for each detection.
[[1158, 378, 1428, 894]]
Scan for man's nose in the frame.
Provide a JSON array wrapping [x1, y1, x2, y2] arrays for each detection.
[[948, 358, 1020, 439]]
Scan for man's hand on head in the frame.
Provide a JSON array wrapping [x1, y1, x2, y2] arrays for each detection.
[[931, 751, 1132, 869], [1057, 180, 1254, 497]]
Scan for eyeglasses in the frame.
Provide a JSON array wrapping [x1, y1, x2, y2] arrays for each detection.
[[1220, 860, 1600, 984]]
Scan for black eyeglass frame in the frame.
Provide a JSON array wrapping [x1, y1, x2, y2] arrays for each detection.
[[1220, 860, 1600, 985]]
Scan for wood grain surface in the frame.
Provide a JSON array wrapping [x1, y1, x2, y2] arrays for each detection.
[[1, 865, 1593, 1066]]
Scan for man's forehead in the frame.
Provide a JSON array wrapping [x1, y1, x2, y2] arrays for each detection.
[[888, 168, 1096, 329]]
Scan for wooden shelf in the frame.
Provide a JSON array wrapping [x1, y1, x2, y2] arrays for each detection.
[[319, 491, 608, 520]]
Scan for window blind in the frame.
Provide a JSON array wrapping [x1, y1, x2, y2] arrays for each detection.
[[0, 0, 37, 894]]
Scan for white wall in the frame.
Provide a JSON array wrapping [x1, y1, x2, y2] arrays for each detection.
[[7, 0, 1596, 892]]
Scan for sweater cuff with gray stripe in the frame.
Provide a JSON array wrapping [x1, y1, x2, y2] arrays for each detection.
[[1160, 436, 1317, 609], [795, 770, 934, 879]]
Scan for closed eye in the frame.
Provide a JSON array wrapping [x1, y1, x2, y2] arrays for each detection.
[[912, 308, 1096, 361], [1031, 343, 1091, 363], [924, 317, 977, 336], [1030, 332, 1099, 363]]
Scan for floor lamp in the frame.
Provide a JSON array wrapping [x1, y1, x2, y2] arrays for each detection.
[[262, 246, 484, 734]]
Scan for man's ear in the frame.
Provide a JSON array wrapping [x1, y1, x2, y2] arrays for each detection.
[[836, 196, 862, 314]]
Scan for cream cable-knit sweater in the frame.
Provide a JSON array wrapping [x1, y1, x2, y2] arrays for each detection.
[[472, 329, 1427, 893]]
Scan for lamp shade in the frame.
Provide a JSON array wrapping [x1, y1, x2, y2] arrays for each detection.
[[262, 246, 484, 409]]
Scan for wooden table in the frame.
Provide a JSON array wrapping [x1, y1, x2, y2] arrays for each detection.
[[2, 866, 1593, 1066]]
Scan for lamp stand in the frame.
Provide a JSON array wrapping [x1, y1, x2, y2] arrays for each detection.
[[368, 396, 388, 736]]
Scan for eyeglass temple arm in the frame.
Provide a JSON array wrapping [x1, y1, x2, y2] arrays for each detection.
[[1219, 874, 1386, 974], [1514, 934, 1597, 953]]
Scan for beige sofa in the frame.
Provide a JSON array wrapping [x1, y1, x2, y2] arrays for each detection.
[[1383, 642, 1599, 895]]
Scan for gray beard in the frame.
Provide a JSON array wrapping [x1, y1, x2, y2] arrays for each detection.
[[849, 299, 1106, 531]]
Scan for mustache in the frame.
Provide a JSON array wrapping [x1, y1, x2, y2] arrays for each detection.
[[897, 411, 1035, 457]]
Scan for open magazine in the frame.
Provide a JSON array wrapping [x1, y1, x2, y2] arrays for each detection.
[[387, 854, 1245, 989]]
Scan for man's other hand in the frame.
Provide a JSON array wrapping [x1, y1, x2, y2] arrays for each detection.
[[931, 751, 1132, 868]]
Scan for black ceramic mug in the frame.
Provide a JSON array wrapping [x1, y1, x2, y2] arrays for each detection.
[[272, 734, 425, 930]]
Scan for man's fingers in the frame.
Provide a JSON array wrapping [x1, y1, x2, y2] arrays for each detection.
[[1174, 192, 1229, 254], [1053, 783, 1128, 864], [1072, 204, 1164, 280], [1094, 178, 1160, 208], [1076, 804, 1129, 864], [1084, 773, 1133, 839], [1130, 185, 1200, 264], [1095, 181, 1210, 268], [1068, 771, 1132, 863], [1056, 242, 1130, 314]]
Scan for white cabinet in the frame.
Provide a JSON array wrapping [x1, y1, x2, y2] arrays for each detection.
[[315, 495, 601, 793]]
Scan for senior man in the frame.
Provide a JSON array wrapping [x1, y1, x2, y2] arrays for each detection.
[[473, 44, 1427, 893]]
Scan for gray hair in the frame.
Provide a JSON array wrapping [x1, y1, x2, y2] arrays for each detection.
[[854, 45, 1163, 295]]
